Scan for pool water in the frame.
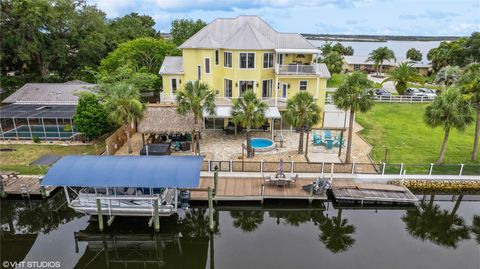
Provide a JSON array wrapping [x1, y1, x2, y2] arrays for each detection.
[[251, 138, 274, 148]]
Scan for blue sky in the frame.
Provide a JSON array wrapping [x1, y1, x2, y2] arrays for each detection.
[[87, 0, 479, 36]]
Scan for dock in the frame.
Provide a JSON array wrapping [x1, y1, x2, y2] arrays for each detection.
[[331, 180, 418, 204], [0, 176, 56, 198], [190, 177, 328, 202], [190, 176, 418, 205]]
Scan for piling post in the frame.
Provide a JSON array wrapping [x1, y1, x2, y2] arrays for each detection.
[[208, 187, 214, 231], [0, 179, 6, 198], [213, 167, 219, 196], [96, 199, 104, 232], [154, 198, 160, 232], [39, 176, 47, 198]]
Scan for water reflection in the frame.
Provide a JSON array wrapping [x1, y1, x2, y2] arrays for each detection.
[[402, 195, 470, 248], [230, 210, 264, 232], [319, 209, 356, 253], [472, 215, 480, 244]]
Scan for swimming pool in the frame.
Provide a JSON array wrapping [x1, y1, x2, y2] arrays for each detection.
[[1, 125, 77, 140], [251, 137, 275, 152]]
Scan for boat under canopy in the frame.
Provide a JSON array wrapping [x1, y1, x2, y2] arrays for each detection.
[[41, 155, 204, 217]]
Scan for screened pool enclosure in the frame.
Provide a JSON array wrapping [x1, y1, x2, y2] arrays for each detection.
[[0, 104, 79, 140]]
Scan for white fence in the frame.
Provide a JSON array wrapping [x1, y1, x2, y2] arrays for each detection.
[[326, 95, 434, 104]]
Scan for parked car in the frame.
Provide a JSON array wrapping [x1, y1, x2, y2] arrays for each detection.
[[374, 88, 392, 97], [418, 88, 437, 99], [405, 88, 424, 96]]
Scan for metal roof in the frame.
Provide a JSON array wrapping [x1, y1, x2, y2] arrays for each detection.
[[159, 56, 184, 75], [179, 16, 317, 50], [2, 82, 95, 105], [41, 155, 204, 188], [0, 104, 77, 119]]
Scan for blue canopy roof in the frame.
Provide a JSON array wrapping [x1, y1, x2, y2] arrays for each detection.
[[42, 155, 204, 188]]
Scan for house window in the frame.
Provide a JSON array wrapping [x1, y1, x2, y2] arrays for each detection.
[[277, 54, 284, 65], [239, 53, 255, 69], [224, 79, 233, 98], [262, 79, 273, 98], [300, 80, 308, 91], [215, 49, 219, 65], [171, 78, 178, 94], [239, 81, 254, 95], [263, 52, 274, 68], [354, 64, 360, 70], [205, 58, 210, 74], [224, 52, 232, 68]]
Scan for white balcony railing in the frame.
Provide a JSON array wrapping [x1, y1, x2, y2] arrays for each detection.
[[275, 64, 321, 75]]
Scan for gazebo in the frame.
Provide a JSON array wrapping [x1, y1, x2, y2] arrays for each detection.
[[137, 106, 202, 146]]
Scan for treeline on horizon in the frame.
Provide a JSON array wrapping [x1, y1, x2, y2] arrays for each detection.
[[301, 33, 462, 42]]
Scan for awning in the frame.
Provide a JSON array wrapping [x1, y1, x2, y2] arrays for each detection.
[[204, 106, 281, 119], [41, 155, 204, 188], [274, 48, 321, 54]]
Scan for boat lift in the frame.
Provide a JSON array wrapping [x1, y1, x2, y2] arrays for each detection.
[[41, 155, 204, 232]]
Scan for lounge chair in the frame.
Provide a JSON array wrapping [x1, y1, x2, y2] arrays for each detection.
[[325, 139, 334, 150]]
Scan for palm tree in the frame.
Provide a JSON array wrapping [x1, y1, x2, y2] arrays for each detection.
[[333, 72, 374, 163], [367, 47, 396, 76], [284, 92, 321, 154], [176, 81, 217, 155], [230, 210, 264, 232], [104, 82, 145, 154], [435, 65, 461, 88], [424, 87, 474, 163], [382, 62, 424, 95], [459, 63, 480, 160], [231, 90, 268, 158], [318, 209, 356, 253]]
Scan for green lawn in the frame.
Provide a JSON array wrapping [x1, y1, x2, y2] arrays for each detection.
[[356, 103, 479, 174], [0, 143, 99, 174], [326, 73, 347, 88]]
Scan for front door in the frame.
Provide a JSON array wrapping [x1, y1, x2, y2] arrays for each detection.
[[281, 84, 288, 99]]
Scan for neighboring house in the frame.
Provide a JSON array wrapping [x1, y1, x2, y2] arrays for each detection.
[[0, 81, 95, 140], [159, 16, 331, 130], [343, 55, 431, 75]]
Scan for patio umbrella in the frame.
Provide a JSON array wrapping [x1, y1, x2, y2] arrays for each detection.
[[278, 158, 284, 177]]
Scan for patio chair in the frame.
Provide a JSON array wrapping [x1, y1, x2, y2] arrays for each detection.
[[324, 130, 332, 139], [313, 136, 323, 146], [325, 140, 334, 150], [276, 179, 286, 187], [334, 138, 345, 148]]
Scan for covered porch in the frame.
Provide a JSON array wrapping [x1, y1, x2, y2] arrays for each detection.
[[274, 48, 323, 76]]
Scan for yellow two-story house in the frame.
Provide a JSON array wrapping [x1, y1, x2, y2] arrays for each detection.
[[159, 15, 330, 130]]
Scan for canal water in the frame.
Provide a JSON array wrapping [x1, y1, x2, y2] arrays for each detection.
[[1, 190, 479, 269]]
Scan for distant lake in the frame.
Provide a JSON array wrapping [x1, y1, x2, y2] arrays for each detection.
[[310, 40, 442, 62]]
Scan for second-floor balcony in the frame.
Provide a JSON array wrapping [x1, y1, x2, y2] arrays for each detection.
[[275, 63, 323, 76]]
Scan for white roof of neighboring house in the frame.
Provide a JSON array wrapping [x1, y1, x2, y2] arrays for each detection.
[[159, 56, 184, 75], [179, 15, 317, 50], [343, 56, 431, 68], [2, 82, 95, 105], [316, 63, 332, 78]]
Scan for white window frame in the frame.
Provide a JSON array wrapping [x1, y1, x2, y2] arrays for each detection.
[[224, 51, 233, 68], [204, 57, 211, 74], [197, 65, 201, 80], [299, 80, 308, 91], [263, 52, 274, 69], [171, 78, 178, 95], [215, 49, 219, 65], [239, 52, 255, 69], [224, 78, 233, 98], [238, 80, 255, 96], [262, 79, 273, 98]]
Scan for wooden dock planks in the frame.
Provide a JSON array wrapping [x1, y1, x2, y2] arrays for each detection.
[[190, 177, 327, 201], [1, 176, 56, 197], [331, 181, 418, 203]]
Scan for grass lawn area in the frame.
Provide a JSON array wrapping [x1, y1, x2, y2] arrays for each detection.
[[327, 73, 347, 88], [356, 103, 479, 174], [0, 143, 99, 175]]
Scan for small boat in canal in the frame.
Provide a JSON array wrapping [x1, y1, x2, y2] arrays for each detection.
[[41, 155, 204, 218]]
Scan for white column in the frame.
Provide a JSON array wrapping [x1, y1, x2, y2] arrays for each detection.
[[315, 77, 319, 98], [274, 77, 278, 107]]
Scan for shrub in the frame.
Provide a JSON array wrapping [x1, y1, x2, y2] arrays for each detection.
[[32, 136, 41, 143]]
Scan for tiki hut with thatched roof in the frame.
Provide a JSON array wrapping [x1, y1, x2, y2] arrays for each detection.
[[137, 105, 201, 145]]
